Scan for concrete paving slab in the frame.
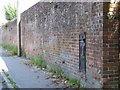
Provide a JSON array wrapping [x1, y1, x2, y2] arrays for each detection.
[[0, 49, 66, 88], [1, 56, 66, 88], [0, 49, 11, 57]]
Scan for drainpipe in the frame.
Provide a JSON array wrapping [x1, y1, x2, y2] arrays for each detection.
[[17, 0, 21, 56]]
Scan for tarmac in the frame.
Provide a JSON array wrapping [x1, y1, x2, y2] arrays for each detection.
[[0, 49, 69, 89]]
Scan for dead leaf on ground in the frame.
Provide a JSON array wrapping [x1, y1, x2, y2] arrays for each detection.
[[52, 79, 60, 84]]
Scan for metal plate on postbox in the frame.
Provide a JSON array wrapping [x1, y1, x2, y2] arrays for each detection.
[[79, 32, 86, 72]]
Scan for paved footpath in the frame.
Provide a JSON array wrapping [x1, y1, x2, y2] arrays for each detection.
[[0, 49, 69, 89]]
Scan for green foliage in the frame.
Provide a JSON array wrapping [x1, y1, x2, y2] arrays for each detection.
[[63, 75, 80, 88], [4, 4, 17, 21], [1, 44, 17, 55], [2, 69, 18, 89], [2, 80, 5, 83], [31, 55, 47, 68], [21, 51, 26, 58], [47, 63, 64, 77], [29, 55, 80, 88], [47, 63, 80, 88], [0, 45, 2, 49]]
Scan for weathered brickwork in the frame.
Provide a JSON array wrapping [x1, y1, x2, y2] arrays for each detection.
[[103, 3, 120, 88], [0, 19, 17, 46], [20, 2, 103, 88], [0, 2, 119, 88]]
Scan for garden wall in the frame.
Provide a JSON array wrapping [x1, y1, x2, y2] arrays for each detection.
[[0, 19, 17, 46], [21, 2, 103, 88], [0, 2, 119, 88]]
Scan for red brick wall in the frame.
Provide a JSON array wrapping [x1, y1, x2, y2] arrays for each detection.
[[1, 2, 119, 88], [21, 2, 103, 88], [103, 3, 120, 88]]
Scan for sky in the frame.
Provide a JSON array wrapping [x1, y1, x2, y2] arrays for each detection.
[[0, 0, 40, 25]]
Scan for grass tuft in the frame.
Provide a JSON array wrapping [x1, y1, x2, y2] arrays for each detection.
[[21, 51, 26, 58], [47, 63, 64, 77], [67, 76, 80, 87], [47, 63, 80, 88], [30, 55, 47, 68], [0, 44, 17, 55]]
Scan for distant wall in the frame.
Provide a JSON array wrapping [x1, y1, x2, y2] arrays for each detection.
[[0, 19, 17, 46]]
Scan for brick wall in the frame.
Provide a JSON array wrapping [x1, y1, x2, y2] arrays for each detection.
[[103, 3, 120, 88], [0, 19, 17, 46], [21, 2, 103, 88], [0, 2, 119, 88]]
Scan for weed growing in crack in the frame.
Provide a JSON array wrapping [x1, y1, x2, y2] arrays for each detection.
[[21, 51, 26, 58], [0, 44, 17, 55], [47, 63, 64, 77], [30, 55, 47, 68]]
